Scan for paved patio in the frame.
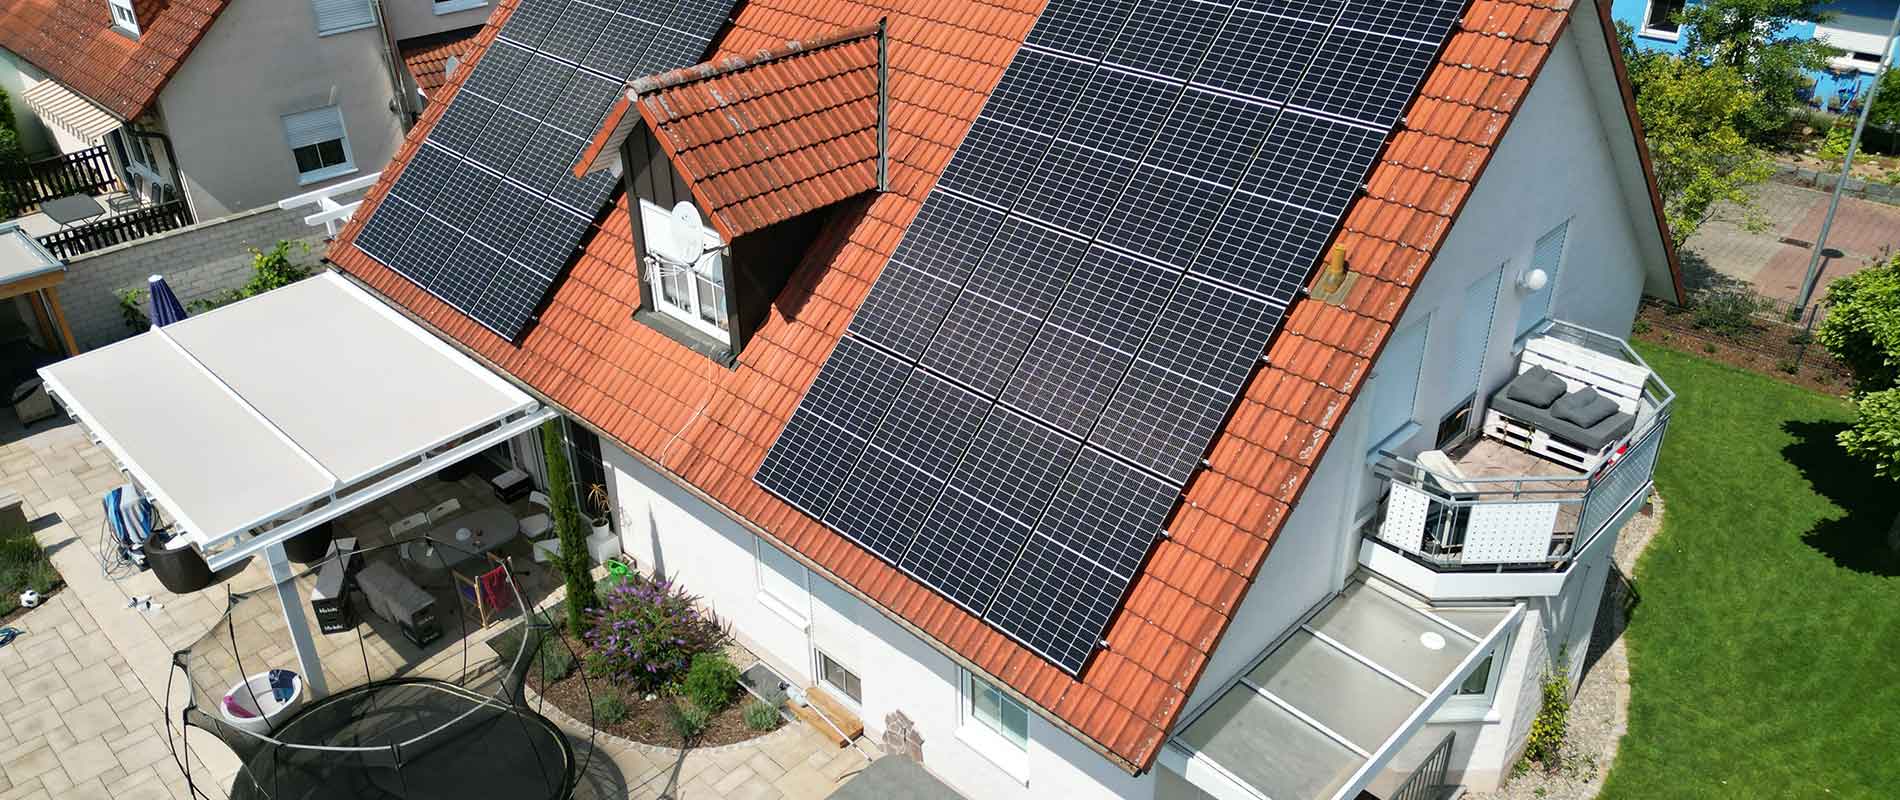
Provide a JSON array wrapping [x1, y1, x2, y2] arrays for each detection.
[[0, 416, 877, 800], [1684, 180, 1900, 302]]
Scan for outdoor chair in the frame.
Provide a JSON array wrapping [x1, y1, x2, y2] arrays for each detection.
[[389, 512, 428, 539], [518, 492, 553, 540], [425, 498, 462, 525], [453, 553, 516, 629], [491, 469, 532, 503]]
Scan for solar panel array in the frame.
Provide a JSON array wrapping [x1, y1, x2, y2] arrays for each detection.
[[353, 0, 736, 339], [759, 0, 1468, 674]]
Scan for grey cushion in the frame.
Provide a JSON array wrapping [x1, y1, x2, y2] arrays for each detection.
[[1489, 390, 1638, 452], [1551, 387, 1619, 428], [1504, 366, 1566, 408]]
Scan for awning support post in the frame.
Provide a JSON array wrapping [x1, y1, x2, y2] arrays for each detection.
[[266, 542, 328, 698]]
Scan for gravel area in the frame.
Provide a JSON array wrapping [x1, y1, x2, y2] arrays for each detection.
[[1468, 492, 1664, 800]]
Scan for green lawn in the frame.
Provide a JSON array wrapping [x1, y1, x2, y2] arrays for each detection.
[[0, 523, 57, 618], [1603, 344, 1900, 798]]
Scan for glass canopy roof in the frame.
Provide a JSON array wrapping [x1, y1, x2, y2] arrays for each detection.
[[1166, 577, 1521, 800]]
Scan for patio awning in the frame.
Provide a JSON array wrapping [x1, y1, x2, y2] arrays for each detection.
[[40, 271, 553, 568], [21, 78, 121, 144], [1162, 577, 1523, 800]]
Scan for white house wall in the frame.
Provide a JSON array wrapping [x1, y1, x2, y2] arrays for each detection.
[[378, 0, 495, 41], [603, 445, 1158, 800], [155, 0, 405, 219]]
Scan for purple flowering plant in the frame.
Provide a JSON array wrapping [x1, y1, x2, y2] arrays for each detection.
[[584, 572, 729, 692]]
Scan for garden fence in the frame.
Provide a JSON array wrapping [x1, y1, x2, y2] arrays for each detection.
[[1636, 288, 1846, 381]]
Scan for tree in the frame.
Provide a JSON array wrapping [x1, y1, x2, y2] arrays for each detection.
[[1816, 254, 1900, 553], [1675, 0, 1836, 140], [541, 418, 598, 631], [1621, 25, 1775, 246], [1868, 69, 1900, 135]]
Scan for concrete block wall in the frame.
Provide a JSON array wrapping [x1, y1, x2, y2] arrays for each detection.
[[58, 204, 333, 350]]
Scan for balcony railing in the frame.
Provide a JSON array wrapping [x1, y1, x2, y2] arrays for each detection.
[[36, 200, 193, 259], [1365, 320, 1672, 573], [1, 145, 121, 217]]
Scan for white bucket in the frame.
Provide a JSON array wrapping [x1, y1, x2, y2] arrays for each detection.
[[219, 671, 305, 735]]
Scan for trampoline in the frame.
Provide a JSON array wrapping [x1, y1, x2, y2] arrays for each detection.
[[165, 537, 595, 800]]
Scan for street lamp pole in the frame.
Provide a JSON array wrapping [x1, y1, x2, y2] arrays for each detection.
[[1794, 3, 1900, 315]]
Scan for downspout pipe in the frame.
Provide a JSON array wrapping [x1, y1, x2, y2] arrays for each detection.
[[370, 0, 418, 129]]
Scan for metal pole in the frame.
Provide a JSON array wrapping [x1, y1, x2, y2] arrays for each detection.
[[1795, 4, 1900, 313], [267, 542, 328, 698]]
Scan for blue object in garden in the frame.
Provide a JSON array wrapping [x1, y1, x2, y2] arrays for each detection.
[[147, 274, 187, 327]]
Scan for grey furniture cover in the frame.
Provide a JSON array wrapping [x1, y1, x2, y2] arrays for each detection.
[[1490, 373, 1636, 451]]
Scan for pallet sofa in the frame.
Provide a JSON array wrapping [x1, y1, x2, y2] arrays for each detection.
[[1483, 335, 1650, 473]]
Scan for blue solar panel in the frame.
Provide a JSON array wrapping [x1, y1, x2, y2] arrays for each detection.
[[759, 0, 1470, 675], [354, 0, 738, 339]]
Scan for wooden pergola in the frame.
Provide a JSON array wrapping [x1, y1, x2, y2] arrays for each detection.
[[0, 222, 79, 356]]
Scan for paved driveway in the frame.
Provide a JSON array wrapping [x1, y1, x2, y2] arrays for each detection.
[[1683, 181, 1900, 302]]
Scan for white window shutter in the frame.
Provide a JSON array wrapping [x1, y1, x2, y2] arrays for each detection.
[[312, 0, 376, 35], [283, 107, 345, 150], [1371, 317, 1430, 441], [1517, 220, 1567, 336], [1454, 267, 1502, 389]]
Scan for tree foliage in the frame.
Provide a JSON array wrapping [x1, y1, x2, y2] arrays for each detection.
[[1621, 24, 1775, 246], [1818, 254, 1900, 481], [1674, 0, 1836, 140], [1869, 69, 1900, 133], [542, 418, 598, 630]]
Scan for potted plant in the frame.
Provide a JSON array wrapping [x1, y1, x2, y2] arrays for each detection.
[[585, 484, 613, 538]]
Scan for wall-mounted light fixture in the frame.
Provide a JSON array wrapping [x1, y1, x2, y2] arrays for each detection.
[[1517, 267, 1548, 293]]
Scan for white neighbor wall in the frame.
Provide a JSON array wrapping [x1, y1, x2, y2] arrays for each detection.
[[596, 12, 1664, 799], [154, 0, 406, 219], [603, 447, 1158, 800]]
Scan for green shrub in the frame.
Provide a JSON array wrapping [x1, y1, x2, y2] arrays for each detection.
[[744, 699, 781, 732], [535, 636, 575, 683], [583, 650, 613, 678], [669, 700, 711, 740], [542, 419, 597, 632], [592, 690, 629, 724], [1690, 289, 1765, 339], [117, 288, 150, 332], [584, 571, 728, 693], [1630, 319, 1651, 335], [683, 651, 739, 711], [1524, 670, 1570, 768]]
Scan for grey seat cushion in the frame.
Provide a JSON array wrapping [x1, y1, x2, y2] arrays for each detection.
[[1551, 386, 1619, 428], [1504, 365, 1566, 408], [1489, 388, 1637, 452]]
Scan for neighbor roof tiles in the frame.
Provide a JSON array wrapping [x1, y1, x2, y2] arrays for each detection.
[[0, 0, 229, 120], [400, 26, 483, 97], [329, 0, 1667, 771]]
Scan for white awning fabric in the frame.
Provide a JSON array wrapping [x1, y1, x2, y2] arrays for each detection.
[[1163, 577, 1524, 800], [40, 272, 544, 559], [20, 79, 121, 144]]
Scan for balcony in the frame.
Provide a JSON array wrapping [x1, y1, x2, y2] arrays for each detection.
[[1360, 320, 1672, 599]]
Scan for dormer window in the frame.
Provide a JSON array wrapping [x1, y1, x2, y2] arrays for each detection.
[[108, 0, 139, 36], [639, 199, 731, 345], [576, 23, 891, 365]]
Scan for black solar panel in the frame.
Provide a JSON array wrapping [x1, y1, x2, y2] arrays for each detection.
[[353, 0, 738, 340], [759, 0, 1470, 675]]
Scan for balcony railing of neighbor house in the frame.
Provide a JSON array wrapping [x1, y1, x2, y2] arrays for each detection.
[[1, 145, 121, 217], [1390, 732, 1456, 800], [277, 171, 381, 236], [36, 200, 193, 259], [1366, 320, 1674, 572]]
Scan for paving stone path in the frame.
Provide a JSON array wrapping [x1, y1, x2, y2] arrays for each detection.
[[1684, 181, 1900, 302]]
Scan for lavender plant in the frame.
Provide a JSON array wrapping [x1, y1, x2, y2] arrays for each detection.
[[584, 573, 729, 692]]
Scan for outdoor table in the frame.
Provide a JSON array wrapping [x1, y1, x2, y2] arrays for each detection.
[[400, 507, 517, 570], [41, 194, 106, 228]]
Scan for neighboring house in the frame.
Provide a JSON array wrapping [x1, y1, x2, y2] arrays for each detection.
[[1615, 0, 1899, 108], [0, 0, 494, 222], [322, 0, 1682, 798], [399, 25, 483, 109]]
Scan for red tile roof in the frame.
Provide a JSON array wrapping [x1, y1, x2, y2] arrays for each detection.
[[329, 0, 1677, 772], [577, 23, 887, 241], [0, 0, 229, 120], [400, 26, 483, 97]]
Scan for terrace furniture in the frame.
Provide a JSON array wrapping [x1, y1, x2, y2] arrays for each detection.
[[11, 378, 54, 426], [402, 507, 518, 570], [355, 559, 440, 647], [389, 512, 428, 539], [1415, 449, 1477, 494], [491, 469, 532, 503], [452, 553, 515, 629], [425, 498, 462, 524], [530, 537, 561, 564], [518, 491, 552, 540], [41, 194, 106, 229], [1484, 336, 1645, 472], [145, 532, 213, 594], [280, 520, 334, 564]]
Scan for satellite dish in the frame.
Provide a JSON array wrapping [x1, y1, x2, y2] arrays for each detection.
[[668, 202, 705, 266]]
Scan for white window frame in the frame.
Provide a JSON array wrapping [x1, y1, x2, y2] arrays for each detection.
[[1435, 625, 1516, 722], [107, 0, 139, 36], [1816, 19, 1899, 74], [753, 537, 809, 629], [957, 670, 1031, 784], [312, 0, 378, 37], [1639, 0, 1684, 41], [639, 199, 731, 345], [282, 106, 357, 185], [434, 0, 488, 13], [815, 650, 862, 709]]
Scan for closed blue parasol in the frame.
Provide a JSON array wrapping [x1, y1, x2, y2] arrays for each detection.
[[148, 274, 187, 327]]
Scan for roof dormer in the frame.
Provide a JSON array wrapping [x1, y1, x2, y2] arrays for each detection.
[[576, 22, 889, 364]]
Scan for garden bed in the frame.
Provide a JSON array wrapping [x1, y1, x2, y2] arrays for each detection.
[[524, 642, 773, 748], [0, 524, 60, 624]]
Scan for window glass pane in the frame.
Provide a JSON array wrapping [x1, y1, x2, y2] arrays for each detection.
[[317, 139, 346, 168], [1457, 652, 1495, 695], [696, 274, 725, 329], [819, 653, 862, 704], [971, 678, 1003, 732], [293, 145, 322, 174], [1000, 696, 1028, 749]]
